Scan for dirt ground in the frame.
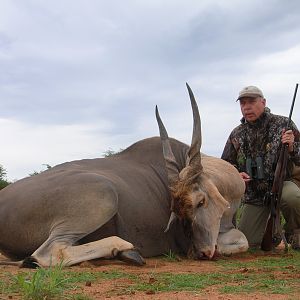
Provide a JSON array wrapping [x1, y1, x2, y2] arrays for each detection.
[[1, 250, 299, 300]]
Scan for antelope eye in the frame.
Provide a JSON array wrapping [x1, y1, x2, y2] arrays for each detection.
[[197, 201, 204, 208]]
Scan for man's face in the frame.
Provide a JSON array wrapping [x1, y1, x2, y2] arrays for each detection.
[[239, 97, 266, 122]]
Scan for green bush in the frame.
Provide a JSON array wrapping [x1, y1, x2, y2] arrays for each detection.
[[0, 180, 10, 190], [0, 164, 10, 190]]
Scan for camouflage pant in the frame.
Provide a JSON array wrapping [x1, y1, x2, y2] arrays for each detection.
[[238, 181, 300, 246]]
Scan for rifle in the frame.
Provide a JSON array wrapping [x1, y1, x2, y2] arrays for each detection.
[[261, 83, 299, 251]]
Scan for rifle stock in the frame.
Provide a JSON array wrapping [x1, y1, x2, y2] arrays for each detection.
[[261, 213, 274, 251], [261, 83, 298, 251]]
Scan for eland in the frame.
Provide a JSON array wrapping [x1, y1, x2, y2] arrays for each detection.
[[0, 84, 248, 267]]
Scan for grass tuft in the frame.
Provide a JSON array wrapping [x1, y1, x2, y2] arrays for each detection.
[[12, 263, 71, 299], [163, 249, 180, 262]]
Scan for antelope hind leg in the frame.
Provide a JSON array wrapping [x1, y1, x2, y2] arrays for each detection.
[[30, 236, 145, 267]]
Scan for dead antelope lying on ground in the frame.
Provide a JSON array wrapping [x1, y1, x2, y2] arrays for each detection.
[[0, 84, 248, 268]]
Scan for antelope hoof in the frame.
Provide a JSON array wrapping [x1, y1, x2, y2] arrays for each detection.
[[21, 256, 40, 269], [117, 249, 146, 266]]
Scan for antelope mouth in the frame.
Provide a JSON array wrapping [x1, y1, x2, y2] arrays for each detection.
[[189, 244, 219, 261]]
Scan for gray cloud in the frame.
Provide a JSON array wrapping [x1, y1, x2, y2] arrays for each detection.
[[1, 0, 300, 180]]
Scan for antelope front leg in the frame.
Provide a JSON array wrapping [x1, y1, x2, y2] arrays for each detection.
[[217, 229, 249, 255]]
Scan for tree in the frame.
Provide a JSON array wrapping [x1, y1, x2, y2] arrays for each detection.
[[0, 164, 10, 190], [0, 164, 7, 179], [102, 148, 124, 157], [29, 164, 52, 176]]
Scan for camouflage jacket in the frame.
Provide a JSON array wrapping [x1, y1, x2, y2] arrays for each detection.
[[221, 107, 300, 206]]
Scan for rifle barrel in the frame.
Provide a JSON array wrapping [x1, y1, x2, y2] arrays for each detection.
[[287, 83, 298, 127]]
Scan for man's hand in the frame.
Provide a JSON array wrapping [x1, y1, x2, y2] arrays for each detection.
[[282, 129, 295, 153], [240, 172, 251, 182]]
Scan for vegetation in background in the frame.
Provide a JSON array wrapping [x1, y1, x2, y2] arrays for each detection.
[[29, 164, 52, 176], [102, 148, 124, 157], [0, 164, 10, 190]]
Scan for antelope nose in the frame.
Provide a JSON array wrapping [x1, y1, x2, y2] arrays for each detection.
[[203, 249, 214, 259]]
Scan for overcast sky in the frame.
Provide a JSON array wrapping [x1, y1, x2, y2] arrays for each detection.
[[1, 0, 300, 181]]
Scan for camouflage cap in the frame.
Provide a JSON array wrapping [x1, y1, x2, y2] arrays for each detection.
[[236, 86, 264, 101]]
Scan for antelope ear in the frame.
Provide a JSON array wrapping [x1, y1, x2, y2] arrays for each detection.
[[205, 179, 230, 212], [164, 212, 177, 232]]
